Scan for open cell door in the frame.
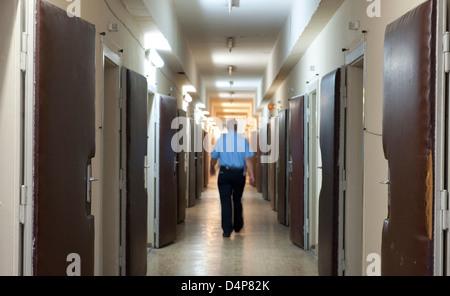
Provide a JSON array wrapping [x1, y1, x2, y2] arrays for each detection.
[[33, 0, 96, 276], [382, 0, 437, 276], [289, 96, 305, 248], [188, 118, 196, 207], [261, 123, 269, 201], [277, 109, 289, 226], [177, 109, 188, 223], [156, 95, 178, 248], [122, 68, 148, 276], [318, 69, 345, 276], [269, 119, 277, 210]]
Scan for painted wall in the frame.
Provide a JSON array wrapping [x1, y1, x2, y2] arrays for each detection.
[[0, 0, 21, 276], [266, 0, 427, 275]]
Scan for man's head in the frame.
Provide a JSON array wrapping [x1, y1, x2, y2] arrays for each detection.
[[226, 119, 238, 132]]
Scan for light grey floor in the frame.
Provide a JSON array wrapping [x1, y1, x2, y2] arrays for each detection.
[[147, 177, 318, 276]]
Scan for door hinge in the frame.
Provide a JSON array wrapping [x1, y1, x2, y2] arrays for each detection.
[[20, 32, 28, 71], [19, 185, 28, 225], [441, 190, 450, 231], [119, 246, 124, 267], [339, 249, 346, 273], [304, 218, 310, 234], [119, 168, 124, 190], [341, 169, 347, 192], [343, 85, 348, 109], [443, 32, 450, 73]]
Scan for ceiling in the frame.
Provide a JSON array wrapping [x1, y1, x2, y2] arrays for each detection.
[[171, 0, 295, 103], [121, 0, 296, 118]]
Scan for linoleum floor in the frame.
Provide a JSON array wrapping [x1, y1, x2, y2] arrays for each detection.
[[146, 177, 318, 276]]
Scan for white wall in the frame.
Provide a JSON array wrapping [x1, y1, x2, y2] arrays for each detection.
[[265, 0, 427, 275], [0, 0, 21, 276], [143, 0, 200, 100]]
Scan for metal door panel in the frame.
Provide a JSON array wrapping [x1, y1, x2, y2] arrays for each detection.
[[122, 68, 148, 276], [34, 0, 95, 275], [382, 0, 436, 276], [177, 109, 187, 223], [289, 96, 305, 248], [318, 69, 342, 276], [261, 123, 269, 201], [157, 95, 178, 248], [188, 118, 196, 207], [277, 109, 289, 225]]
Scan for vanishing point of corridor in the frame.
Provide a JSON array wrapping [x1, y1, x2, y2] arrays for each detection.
[[146, 177, 318, 276]]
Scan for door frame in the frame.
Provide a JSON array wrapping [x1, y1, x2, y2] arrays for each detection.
[[100, 43, 122, 275], [435, 0, 448, 276], [22, 0, 36, 276], [147, 92, 158, 248], [343, 42, 366, 276], [305, 79, 320, 255]]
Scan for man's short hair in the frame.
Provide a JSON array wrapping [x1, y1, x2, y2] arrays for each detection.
[[226, 119, 238, 131]]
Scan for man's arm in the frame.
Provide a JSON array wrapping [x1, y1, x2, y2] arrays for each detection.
[[210, 158, 218, 176], [245, 157, 255, 185]]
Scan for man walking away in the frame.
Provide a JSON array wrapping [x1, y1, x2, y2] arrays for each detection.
[[210, 119, 255, 238]]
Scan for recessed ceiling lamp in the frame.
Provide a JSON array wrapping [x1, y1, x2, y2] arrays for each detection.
[[228, 65, 234, 75], [228, 37, 234, 52]]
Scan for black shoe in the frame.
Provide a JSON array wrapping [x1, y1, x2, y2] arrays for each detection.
[[234, 227, 243, 233], [223, 232, 231, 238]]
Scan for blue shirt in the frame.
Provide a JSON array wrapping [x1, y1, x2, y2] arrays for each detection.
[[211, 131, 254, 169]]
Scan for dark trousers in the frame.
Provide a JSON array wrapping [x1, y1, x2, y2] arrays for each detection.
[[218, 168, 246, 234]]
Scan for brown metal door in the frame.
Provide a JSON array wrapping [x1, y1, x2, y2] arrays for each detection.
[[277, 109, 289, 225], [269, 118, 277, 210], [195, 125, 203, 198], [122, 68, 148, 276], [261, 123, 269, 201], [318, 69, 343, 276], [177, 109, 187, 223], [33, 0, 96, 276], [289, 96, 305, 248], [382, 0, 436, 276], [188, 118, 196, 207], [157, 95, 178, 248]]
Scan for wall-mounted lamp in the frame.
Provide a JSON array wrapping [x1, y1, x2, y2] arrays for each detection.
[[146, 48, 164, 68], [184, 94, 193, 103]]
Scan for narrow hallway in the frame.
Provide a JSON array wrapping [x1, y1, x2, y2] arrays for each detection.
[[146, 177, 318, 276]]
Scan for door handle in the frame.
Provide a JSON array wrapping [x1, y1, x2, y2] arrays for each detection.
[[379, 180, 390, 185], [87, 164, 99, 203]]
